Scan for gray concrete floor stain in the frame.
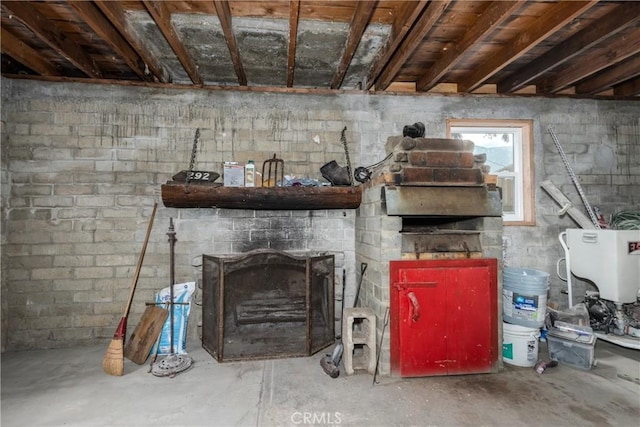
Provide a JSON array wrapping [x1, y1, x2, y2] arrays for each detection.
[[1, 341, 638, 427]]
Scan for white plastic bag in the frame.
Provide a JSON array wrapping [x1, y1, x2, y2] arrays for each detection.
[[153, 282, 195, 355]]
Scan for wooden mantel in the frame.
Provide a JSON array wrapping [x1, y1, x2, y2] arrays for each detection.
[[161, 182, 362, 210]]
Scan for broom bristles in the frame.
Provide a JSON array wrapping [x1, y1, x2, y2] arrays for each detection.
[[102, 337, 124, 376]]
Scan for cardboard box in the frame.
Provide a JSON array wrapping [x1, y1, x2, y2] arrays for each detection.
[[223, 163, 245, 187]]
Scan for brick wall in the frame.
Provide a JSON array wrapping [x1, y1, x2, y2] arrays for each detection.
[[1, 77, 639, 351]]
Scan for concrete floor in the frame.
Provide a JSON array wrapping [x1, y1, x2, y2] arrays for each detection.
[[1, 340, 639, 427]]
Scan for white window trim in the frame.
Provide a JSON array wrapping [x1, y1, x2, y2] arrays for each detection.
[[447, 119, 535, 226]]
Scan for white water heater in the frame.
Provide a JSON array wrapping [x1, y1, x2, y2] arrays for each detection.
[[566, 229, 640, 303]]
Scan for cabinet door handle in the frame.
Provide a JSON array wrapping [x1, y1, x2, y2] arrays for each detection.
[[407, 291, 421, 322]]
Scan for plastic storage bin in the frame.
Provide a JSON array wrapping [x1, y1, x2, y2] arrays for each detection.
[[547, 325, 596, 371]]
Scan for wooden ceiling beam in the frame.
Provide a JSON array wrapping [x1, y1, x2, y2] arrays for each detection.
[[614, 75, 640, 97], [543, 26, 640, 93], [142, 0, 203, 85], [365, 1, 428, 90], [417, 1, 526, 92], [286, 0, 300, 87], [498, 2, 640, 94], [376, 0, 451, 91], [457, 1, 596, 93], [575, 55, 640, 95], [213, 0, 247, 86], [94, 0, 169, 83], [68, 1, 152, 82], [0, 28, 61, 76], [2, 1, 102, 78], [330, 0, 376, 89]]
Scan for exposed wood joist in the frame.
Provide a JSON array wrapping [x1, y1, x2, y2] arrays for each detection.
[[330, 0, 376, 89], [576, 55, 640, 95], [457, 1, 597, 93], [2, 1, 103, 78], [614, 75, 640, 97], [417, 1, 526, 92], [498, 2, 640, 94], [67, 1, 152, 82], [142, 0, 203, 85], [94, 0, 169, 83], [543, 26, 640, 94], [0, 28, 61, 76], [286, 0, 300, 87], [376, 0, 452, 91], [365, 1, 428, 90], [213, 0, 247, 86], [1, 1, 637, 99]]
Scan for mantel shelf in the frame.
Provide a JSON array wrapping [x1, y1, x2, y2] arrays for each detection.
[[161, 181, 362, 210]]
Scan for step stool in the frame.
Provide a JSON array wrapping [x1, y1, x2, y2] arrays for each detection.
[[342, 307, 377, 375]]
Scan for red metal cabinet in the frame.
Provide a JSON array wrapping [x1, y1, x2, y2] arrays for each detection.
[[390, 259, 498, 377]]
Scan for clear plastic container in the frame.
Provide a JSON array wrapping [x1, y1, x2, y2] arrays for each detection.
[[547, 328, 596, 370]]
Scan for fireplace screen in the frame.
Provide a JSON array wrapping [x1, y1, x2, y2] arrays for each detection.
[[202, 250, 334, 362]]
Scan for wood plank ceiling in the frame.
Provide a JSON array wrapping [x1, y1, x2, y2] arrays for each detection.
[[1, 1, 639, 99]]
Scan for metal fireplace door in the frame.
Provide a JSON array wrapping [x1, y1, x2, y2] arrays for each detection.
[[390, 259, 498, 377]]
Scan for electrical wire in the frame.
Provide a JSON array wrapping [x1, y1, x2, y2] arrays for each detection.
[[610, 210, 640, 230]]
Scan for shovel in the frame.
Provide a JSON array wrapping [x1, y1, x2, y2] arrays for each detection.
[[124, 305, 169, 365]]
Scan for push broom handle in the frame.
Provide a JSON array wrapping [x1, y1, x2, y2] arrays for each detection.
[[122, 202, 158, 318]]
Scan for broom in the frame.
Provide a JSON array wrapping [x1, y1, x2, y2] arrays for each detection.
[[102, 202, 158, 376]]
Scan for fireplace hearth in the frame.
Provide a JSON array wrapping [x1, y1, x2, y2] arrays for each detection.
[[202, 249, 334, 362]]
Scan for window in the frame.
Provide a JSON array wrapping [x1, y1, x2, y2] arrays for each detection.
[[447, 119, 534, 225]]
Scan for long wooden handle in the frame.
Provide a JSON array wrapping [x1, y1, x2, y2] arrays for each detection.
[[122, 202, 158, 317]]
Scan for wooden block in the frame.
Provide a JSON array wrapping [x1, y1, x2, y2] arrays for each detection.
[[401, 167, 435, 183], [161, 182, 362, 210], [449, 168, 484, 184], [409, 138, 475, 152], [385, 137, 475, 153], [400, 167, 483, 185], [484, 174, 498, 185], [409, 151, 475, 168]]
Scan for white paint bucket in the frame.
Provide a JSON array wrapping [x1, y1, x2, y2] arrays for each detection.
[[502, 321, 540, 367], [503, 267, 549, 328]]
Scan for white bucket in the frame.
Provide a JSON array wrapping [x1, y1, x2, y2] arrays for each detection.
[[502, 321, 540, 367], [503, 267, 549, 328]]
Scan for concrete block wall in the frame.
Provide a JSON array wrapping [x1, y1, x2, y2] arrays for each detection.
[[1, 118, 9, 352], [1, 77, 639, 352], [354, 182, 401, 315], [0, 80, 360, 351], [355, 183, 400, 375]]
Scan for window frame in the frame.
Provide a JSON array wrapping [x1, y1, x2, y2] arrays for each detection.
[[446, 119, 535, 226]]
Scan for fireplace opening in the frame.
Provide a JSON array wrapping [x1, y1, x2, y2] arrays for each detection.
[[399, 216, 487, 258], [401, 216, 478, 232], [202, 249, 334, 362]]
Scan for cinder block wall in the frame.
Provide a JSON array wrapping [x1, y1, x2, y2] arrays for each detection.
[[1, 78, 639, 351]]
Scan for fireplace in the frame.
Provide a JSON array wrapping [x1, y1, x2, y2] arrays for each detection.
[[202, 249, 334, 362], [354, 135, 504, 376]]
